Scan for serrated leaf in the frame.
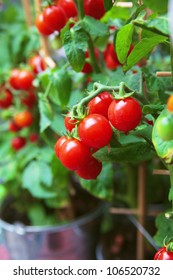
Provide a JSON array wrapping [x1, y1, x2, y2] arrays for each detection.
[[142, 104, 165, 114], [38, 93, 53, 133], [116, 23, 134, 64], [94, 142, 155, 163], [63, 28, 88, 72], [81, 16, 109, 37], [123, 35, 167, 72], [22, 161, 55, 199], [154, 213, 173, 247], [79, 162, 114, 201]]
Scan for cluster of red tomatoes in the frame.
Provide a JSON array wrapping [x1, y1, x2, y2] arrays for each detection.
[[35, 0, 106, 36], [0, 54, 46, 151], [55, 91, 142, 180]]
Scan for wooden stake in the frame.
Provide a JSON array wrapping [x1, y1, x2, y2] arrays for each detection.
[[136, 163, 146, 260], [109, 207, 162, 217], [21, 0, 33, 27], [153, 169, 170, 175], [116, 2, 133, 8], [156, 71, 172, 77]]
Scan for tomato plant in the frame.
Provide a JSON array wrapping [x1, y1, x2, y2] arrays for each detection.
[[28, 55, 46, 74], [108, 97, 142, 133], [35, 13, 54, 35], [54, 135, 68, 158], [155, 111, 173, 141]]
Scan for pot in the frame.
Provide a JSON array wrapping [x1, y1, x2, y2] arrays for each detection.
[[0, 203, 105, 260]]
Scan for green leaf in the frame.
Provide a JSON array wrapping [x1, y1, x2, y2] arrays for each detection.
[[142, 104, 165, 114], [104, 0, 114, 11], [50, 68, 72, 107], [154, 213, 173, 247], [143, 0, 168, 13], [94, 142, 155, 163], [79, 162, 114, 201], [81, 16, 109, 37], [28, 204, 58, 226], [63, 28, 88, 72], [38, 93, 53, 133], [152, 110, 173, 164], [123, 35, 167, 72], [22, 160, 55, 199], [116, 23, 134, 64], [145, 15, 170, 36], [102, 6, 131, 22]]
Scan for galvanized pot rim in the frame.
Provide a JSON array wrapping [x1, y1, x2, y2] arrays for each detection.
[[0, 202, 107, 234]]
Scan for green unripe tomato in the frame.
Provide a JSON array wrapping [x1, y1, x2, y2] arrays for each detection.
[[156, 112, 173, 141]]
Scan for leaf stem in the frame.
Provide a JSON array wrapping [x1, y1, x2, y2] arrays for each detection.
[[76, 0, 85, 20], [87, 35, 101, 73]]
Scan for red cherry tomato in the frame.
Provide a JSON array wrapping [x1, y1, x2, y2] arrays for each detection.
[[84, 0, 106, 20], [59, 138, 91, 170], [9, 121, 21, 132], [82, 49, 99, 74], [108, 97, 142, 133], [20, 91, 36, 109], [58, 0, 78, 18], [87, 92, 113, 118], [29, 133, 39, 143], [64, 113, 77, 132], [78, 114, 112, 149], [11, 136, 26, 151], [154, 247, 173, 260], [43, 5, 67, 32], [28, 55, 46, 74], [54, 135, 68, 158], [35, 13, 54, 35], [75, 157, 102, 180], [14, 111, 33, 128], [9, 69, 21, 90], [104, 43, 121, 70], [0, 89, 13, 108], [17, 70, 34, 90]]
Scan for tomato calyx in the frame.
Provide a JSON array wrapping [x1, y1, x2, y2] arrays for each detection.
[[163, 237, 173, 253]]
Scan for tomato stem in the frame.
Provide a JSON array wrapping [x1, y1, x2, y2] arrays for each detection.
[[76, 0, 85, 19], [87, 35, 101, 73]]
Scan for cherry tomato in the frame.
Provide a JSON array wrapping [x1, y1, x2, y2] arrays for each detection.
[[87, 92, 113, 118], [84, 0, 106, 20], [58, 0, 78, 18], [9, 69, 21, 90], [0, 89, 13, 108], [82, 49, 99, 74], [167, 95, 173, 112], [64, 113, 77, 132], [54, 135, 68, 158], [108, 97, 142, 133], [20, 91, 36, 109], [9, 121, 21, 132], [104, 43, 121, 70], [78, 114, 112, 149], [75, 157, 102, 180], [17, 70, 34, 90], [59, 138, 91, 170], [155, 112, 173, 141], [29, 133, 39, 143], [35, 13, 54, 35], [11, 136, 26, 151], [28, 55, 46, 74], [14, 111, 33, 128], [43, 5, 67, 32], [154, 247, 173, 260]]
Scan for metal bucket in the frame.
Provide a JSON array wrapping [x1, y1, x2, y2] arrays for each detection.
[[0, 203, 104, 260]]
